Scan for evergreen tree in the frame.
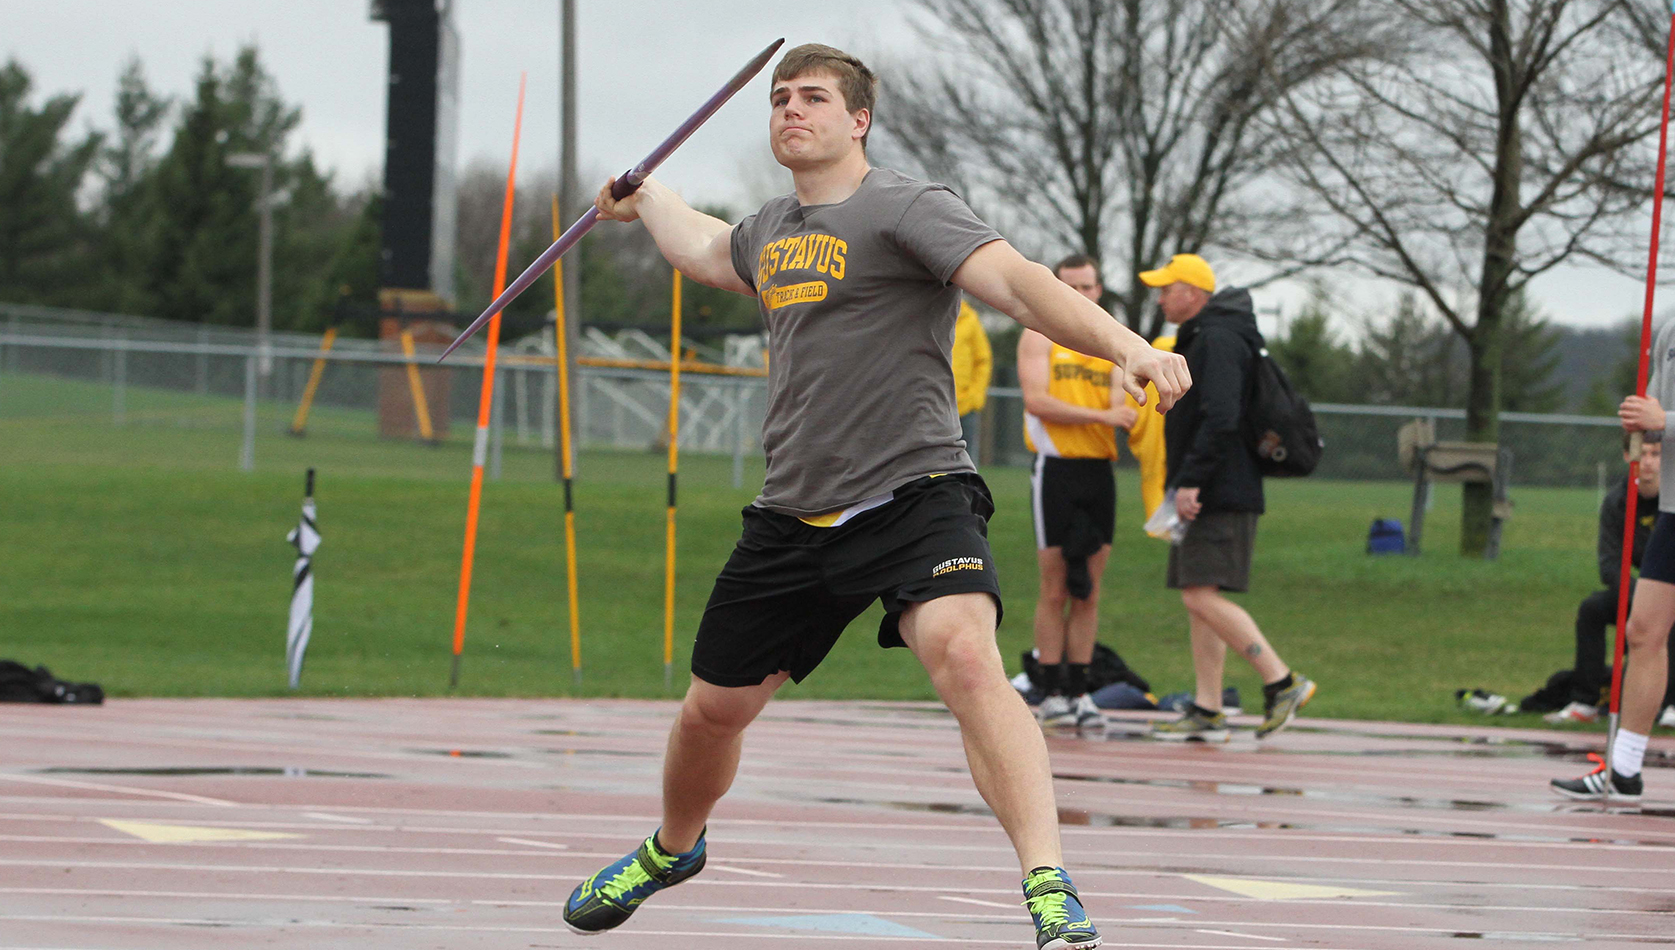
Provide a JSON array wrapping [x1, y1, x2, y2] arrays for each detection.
[[94, 57, 169, 313], [0, 59, 101, 306], [144, 46, 310, 326], [1357, 293, 1468, 407], [1497, 290, 1565, 413], [1268, 289, 1356, 403]]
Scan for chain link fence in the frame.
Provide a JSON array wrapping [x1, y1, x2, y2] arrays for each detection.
[[0, 303, 1626, 490]]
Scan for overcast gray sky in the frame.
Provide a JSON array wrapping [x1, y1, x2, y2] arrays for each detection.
[[0, 0, 1655, 331]]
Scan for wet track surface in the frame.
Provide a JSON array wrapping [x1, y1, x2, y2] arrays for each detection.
[[0, 698, 1671, 948]]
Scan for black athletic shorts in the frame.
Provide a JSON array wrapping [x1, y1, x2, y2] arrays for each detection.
[[1641, 511, 1675, 585], [690, 473, 1004, 688], [1030, 455, 1116, 550]]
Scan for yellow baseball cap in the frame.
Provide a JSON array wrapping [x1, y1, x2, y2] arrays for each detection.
[[1138, 254, 1216, 292]]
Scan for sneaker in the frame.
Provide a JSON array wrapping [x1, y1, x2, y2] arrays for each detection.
[[1550, 755, 1643, 803], [1256, 674, 1317, 739], [1543, 701, 1600, 725], [1038, 694, 1076, 729], [1659, 705, 1675, 730], [1071, 694, 1106, 733], [1022, 866, 1102, 950], [1151, 705, 1230, 742], [563, 830, 706, 934]]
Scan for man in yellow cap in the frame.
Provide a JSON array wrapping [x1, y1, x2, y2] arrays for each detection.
[[1138, 254, 1316, 742]]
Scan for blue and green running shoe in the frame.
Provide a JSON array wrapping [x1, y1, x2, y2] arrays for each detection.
[[563, 829, 706, 935], [1022, 866, 1102, 950]]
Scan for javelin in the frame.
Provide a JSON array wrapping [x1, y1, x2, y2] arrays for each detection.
[[1608, 4, 1675, 770], [438, 37, 785, 362]]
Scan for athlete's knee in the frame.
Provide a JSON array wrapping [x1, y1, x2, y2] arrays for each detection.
[[1180, 585, 1219, 616], [1037, 585, 1069, 613], [1625, 613, 1672, 654], [680, 682, 769, 737], [908, 599, 1003, 694]]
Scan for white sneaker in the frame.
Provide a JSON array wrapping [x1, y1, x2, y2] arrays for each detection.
[[1038, 694, 1075, 728], [1659, 705, 1675, 729], [1543, 702, 1599, 724], [1072, 694, 1106, 732]]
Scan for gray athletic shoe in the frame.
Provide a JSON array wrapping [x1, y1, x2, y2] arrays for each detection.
[[1072, 694, 1106, 733], [1256, 674, 1316, 739], [1151, 706, 1230, 742], [1038, 694, 1076, 729]]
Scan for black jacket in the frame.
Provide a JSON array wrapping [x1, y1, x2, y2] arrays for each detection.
[[1598, 476, 1658, 589], [1164, 288, 1265, 514]]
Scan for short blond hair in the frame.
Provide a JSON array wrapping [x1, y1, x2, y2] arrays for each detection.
[[772, 44, 878, 148]]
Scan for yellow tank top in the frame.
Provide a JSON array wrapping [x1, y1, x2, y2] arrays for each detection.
[[1024, 344, 1118, 459]]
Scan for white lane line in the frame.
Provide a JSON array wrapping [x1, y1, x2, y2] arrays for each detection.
[[495, 837, 568, 850], [709, 864, 783, 878], [302, 812, 371, 824], [6, 834, 1663, 878], [0, 910, 1637, 946], [938, 896, 1018, 909], [0, 886, 449, 904], [0, 914, 1344, 948], [1197, 929, 1286, 942], [6, 798, 1664, 854], [4, 810, 1666, 861], [0, 862, 1655, 919], [0, 775, 235, 807]]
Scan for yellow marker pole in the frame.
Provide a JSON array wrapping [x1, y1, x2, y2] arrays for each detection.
[[552, 195, 582, 687], [664, 270, 683, 690], [289, 327, 337, 436], [452, 74, 526, 688], [399, 330, 436, 442]]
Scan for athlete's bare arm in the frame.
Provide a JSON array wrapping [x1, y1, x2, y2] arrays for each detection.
[[596, 176, 755, 296], [955, 241, 1190, 412], [1017, 329, 1136, 429]]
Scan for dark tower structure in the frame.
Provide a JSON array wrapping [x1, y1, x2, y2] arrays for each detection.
[[370, 0, 458, 303]]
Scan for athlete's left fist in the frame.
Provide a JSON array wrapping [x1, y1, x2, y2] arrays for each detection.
[[1122, 348, 1190, 413]]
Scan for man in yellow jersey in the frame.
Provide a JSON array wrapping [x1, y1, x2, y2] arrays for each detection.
[[953, 299, 993, 458], [1142, 254, 1315, 742], [1018, 255, 1135, 731]]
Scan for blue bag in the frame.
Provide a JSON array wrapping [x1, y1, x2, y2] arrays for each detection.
[[1367, 518, 1405, 555]]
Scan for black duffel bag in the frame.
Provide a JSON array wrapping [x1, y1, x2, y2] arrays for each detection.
[[0, 660, 104, 704]]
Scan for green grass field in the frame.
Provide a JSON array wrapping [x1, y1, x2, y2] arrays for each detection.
[[0, 370, 1630, 730]]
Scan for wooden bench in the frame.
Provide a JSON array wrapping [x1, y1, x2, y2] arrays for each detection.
[[1398, 418, 1514, 559]]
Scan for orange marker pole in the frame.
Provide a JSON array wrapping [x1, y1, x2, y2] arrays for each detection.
[[663, 271, 683, 690], [452, 74, 526, 688], [552, 196, 583, 687]]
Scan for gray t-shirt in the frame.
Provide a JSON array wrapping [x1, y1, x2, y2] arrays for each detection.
[[1651, 318, 1675, 512], [730, 168, 1002, 516]]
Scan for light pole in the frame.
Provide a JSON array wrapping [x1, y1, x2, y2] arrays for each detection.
[[228, 152, 274, 378]]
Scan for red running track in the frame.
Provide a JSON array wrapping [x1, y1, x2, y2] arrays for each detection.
[[0, 698, 1670, 949]]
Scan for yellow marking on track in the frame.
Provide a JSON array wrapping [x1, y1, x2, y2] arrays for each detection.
[[98, 820, 302, 844], [1184, 874, 1398, 901]]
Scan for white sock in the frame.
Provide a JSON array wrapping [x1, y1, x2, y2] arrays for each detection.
[[1612, 729, 1648, 778]]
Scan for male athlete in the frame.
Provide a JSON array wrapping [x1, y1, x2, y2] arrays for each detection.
[[1552, 317, 1675, 803], [1019, 255, 1136, 732], [561, 44, 1188, 950]]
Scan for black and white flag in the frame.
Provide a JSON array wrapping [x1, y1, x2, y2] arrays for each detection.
[[286, 468, 319, 689]]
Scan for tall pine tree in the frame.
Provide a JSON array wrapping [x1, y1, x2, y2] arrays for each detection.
[[0, 60, 101, 306]]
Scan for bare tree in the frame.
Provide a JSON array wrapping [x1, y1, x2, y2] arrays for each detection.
[[875, 0, 1390, 338], [1268, 0, 1665, 555]]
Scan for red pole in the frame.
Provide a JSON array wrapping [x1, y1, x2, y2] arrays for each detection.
[[1609, 11, 1675, 742], [452, 74, 527, 688]]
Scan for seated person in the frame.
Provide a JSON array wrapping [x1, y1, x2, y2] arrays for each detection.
[[1547, 433, 1675, 726]]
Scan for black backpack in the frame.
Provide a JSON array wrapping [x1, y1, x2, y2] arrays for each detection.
[[1245, 344, 1324, 477], [0, 660, 104, 704]]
